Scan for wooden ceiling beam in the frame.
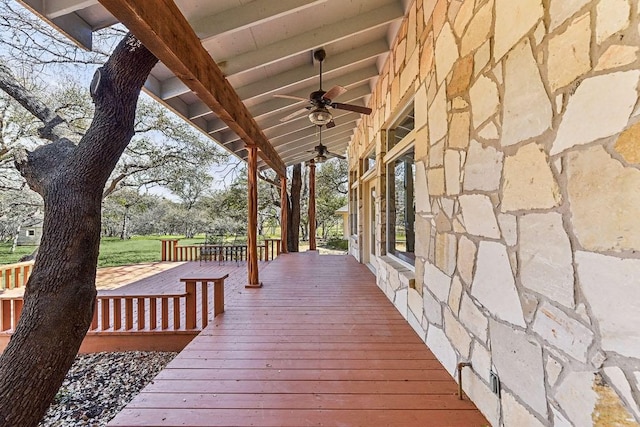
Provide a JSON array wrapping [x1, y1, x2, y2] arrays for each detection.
[[97, 0, 286, 176]]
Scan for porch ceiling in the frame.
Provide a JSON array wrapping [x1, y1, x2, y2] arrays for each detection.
[[18, 0, 409, 172]]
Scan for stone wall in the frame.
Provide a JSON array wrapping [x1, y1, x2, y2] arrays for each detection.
[[348, 0, 640, 425]]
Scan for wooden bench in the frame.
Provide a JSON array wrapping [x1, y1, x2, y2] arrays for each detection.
[[179, 275, 229, 323]]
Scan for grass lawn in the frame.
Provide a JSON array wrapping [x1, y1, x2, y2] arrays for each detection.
[[0, 235, 206, 267], [97, 236, 204, 267], [0, 244, 38, 265], [1, 235, 345, 267]]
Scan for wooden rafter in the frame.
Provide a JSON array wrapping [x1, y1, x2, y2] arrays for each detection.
[[97, 0, 286, 176]]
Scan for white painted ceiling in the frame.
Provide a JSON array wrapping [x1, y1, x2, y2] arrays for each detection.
[[19, 0, 409, 170]]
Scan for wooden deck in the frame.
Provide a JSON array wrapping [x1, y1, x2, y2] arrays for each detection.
[[109, 252, 488, 426]]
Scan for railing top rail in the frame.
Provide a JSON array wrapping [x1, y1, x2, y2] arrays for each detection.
[[96, 292, 188, 300], [0, 261, 35, 269], [179, 274, 229, 282]]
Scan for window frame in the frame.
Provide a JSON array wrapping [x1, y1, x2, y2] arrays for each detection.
[[384, 105, 416, 268]]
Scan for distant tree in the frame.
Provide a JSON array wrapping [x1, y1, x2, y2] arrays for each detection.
[[316, 159, 348, 239], [288, 164, 302, 252], [0, 0, 226, 202]]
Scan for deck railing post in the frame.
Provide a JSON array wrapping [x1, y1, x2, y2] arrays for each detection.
[[101, 299, 111, 331], [1, 300, 11, 331], [213, 278, 225, 317], [91, 299, 98, 330], [201, 282, 209, 328], [13, 300, 23, 330], [185, 280, 197, 329], [113, 299, 122, 331], [150, 298, 157, 330], [173, 296, 181, 329], [137, 297, 146, 330], [125, 298, 134, 331]]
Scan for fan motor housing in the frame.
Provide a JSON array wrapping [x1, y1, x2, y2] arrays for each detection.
[[310, 90, 327, 104]]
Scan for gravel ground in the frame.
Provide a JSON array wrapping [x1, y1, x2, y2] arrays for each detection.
[[39, 351, 176, 427]]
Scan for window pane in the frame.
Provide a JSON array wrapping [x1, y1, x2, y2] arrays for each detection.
[[364, 150, 376, 173], [388, 106, 415, 150], [387, 148, 415, 264]]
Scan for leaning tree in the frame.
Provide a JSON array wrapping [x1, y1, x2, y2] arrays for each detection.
[[0, 33, 158, 425]]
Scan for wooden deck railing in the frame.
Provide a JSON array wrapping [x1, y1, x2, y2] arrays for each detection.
[[0, 298, 23, 332], [0, 276, 229, 354], [0, 261, 34, 290], [161, 238, 281, 262]]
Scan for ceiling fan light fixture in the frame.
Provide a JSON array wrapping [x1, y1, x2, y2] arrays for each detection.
[[314, 154, 327, 163], [308, 107, 332, 125]]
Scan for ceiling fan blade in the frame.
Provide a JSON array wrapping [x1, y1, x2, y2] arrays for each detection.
[[274, 94, 308, 102], [331, 102, 372, 115], [327, 151, 346, 160], [326, 119, 336, 129], [322, 85, 347, 101], [279, 108, 309, 122]]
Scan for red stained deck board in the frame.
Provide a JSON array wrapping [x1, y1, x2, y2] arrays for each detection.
[[141, 379, 458, 395], [110, 408, 489, 427], [108, 254, 488, 427], [154, 368, 453, 381], [127, 393, 479, 411], [165, 358, 444, 370], [175, 352, 432, 360], [184, 342, 430, 351]]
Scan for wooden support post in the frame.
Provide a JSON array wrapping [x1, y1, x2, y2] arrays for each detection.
[[308, 160, 317, 251], [247, 147, 262, 288], [280, 176, 288, 254]]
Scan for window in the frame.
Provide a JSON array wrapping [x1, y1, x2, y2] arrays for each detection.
[[386, 104, 416, 265], [349, 170, 358, 236], [389, 105, 414, 150], [27, 229, 35, 237], [363, 149, 376, 175]]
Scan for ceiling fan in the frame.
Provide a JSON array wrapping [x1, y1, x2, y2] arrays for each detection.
[[275, 48, 372, 128], [307, 126, 345, 163]]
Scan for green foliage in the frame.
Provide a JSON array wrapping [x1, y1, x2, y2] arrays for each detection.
[[323, 238, 348, 251]]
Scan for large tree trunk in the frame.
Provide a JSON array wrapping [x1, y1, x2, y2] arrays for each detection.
[[287, 163, 301, 252], [0, 34, 157, 426]]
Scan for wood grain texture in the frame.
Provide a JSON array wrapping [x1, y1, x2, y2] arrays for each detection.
[[108, 253, 488, 426]]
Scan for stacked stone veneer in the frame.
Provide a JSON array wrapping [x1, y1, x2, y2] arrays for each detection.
[[347, 0, 640, 425]]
